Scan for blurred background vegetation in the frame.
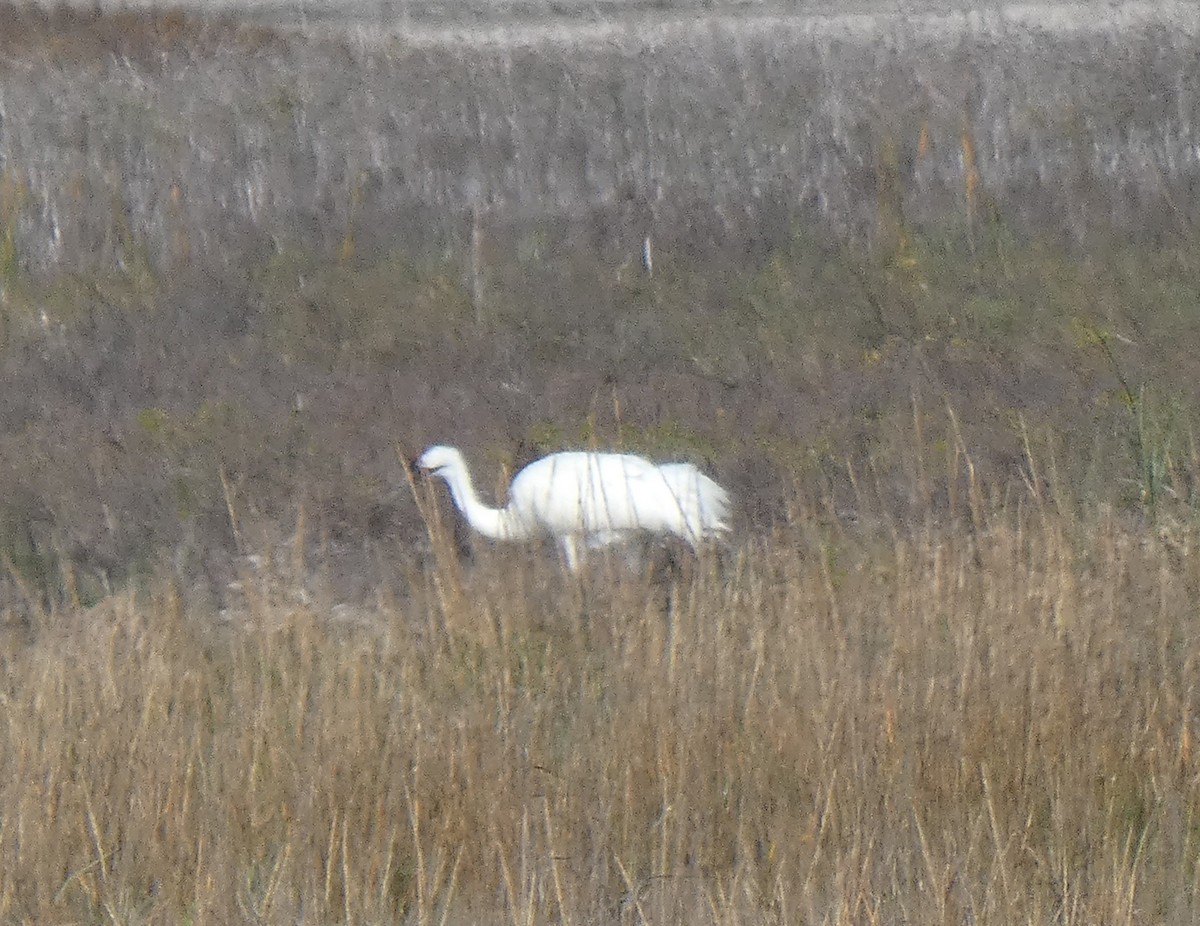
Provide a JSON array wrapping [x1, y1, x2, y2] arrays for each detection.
[[0, 1, 1196, 609]]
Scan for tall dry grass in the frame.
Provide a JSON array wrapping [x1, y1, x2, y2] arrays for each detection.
[[0, 483, 1198, 924]]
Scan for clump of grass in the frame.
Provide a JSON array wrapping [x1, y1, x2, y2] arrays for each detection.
[[0, 166, 27, 293], [255, 249, 474, 369], [1, 475, 1198, 923]]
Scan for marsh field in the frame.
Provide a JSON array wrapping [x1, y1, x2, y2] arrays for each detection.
[[0, 1, 1199, 922]]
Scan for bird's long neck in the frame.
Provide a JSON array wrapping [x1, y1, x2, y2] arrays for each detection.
[[438, 463, 530, 540]]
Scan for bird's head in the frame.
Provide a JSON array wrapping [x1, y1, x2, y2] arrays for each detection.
[[414, 445, 463, 481]]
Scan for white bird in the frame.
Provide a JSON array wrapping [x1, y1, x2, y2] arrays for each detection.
[[414, 445, 731, 571]]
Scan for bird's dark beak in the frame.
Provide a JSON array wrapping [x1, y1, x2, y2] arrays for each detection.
[[408, 457, 427, 481]]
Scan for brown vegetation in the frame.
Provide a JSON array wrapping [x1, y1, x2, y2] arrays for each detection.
[[3, 223, 1200, 610], [0, 4, 1196, 921], [0, 7, 1193, 617], [1, 480, 1197, 923], [0, 3, 279, 67], [0, 2, 1195, 278]]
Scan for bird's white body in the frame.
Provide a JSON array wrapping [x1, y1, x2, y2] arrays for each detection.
[[416, 445, 731, 571]]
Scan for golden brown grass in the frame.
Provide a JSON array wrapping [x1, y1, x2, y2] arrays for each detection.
[[0, 490, 1198, 924]]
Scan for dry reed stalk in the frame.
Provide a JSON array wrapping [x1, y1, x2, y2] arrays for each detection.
[[0, 494, 1196, 923]]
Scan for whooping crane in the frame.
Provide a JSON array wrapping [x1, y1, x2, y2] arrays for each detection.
[[414, 445, 731, 571]]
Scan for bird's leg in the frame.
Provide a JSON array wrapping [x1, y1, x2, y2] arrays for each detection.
[[560, 535, 581, 573]]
